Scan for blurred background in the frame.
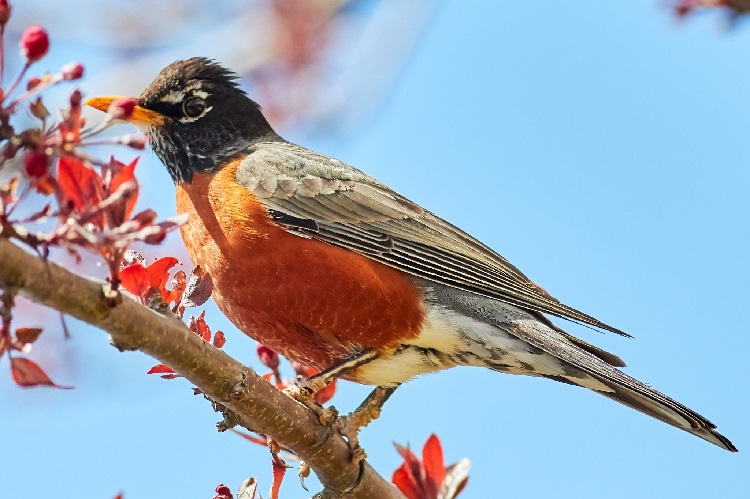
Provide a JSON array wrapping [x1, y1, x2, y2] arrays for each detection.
[[2, 1, 749, 497]]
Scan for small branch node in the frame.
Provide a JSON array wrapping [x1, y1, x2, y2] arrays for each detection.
[[229, 373, 247, 401], [101, 282, 121, 308]]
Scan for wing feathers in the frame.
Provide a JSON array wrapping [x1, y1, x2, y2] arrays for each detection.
[[236, 142, 628, 336]]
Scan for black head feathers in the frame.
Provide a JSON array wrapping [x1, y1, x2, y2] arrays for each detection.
[[137, 58, 277, 183]]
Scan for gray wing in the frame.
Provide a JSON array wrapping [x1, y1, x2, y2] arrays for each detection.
[[237, 141, 629, 337]]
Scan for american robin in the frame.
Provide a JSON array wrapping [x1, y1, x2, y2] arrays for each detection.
[[86, 57, 736, 452]]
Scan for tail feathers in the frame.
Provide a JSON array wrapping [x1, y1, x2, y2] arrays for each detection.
[[425, 282, 736, 452], [570, 372, 737, 452], [499, 320, 737, 452]]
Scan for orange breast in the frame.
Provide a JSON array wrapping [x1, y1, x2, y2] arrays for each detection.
[[175, 160, 425, 373]]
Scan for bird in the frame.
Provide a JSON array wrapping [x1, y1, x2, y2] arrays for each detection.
[[85, 57, 736, 453]]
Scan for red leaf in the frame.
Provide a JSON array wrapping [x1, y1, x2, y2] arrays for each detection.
[[212, 330, 226, 348], [110, 158, 139, 220], [147, 364, 176, 375], [270, 456, 287, 499], [10, 357, 72, 389], [119, 264, 149, 298], [130, 209, 157, 227], [392, 463, 423, 499], [188, 312, 211, 342], [146, 256, 179, 301], [231, 429, 268, 446], [423, 434, 446, 486], [15, 327, 43, 346], [57, 156, 103, 224], [393, 443, 429, 499], [167, 270, 187, 306], [181, 266, 214, 307], [33, 175, 55, 196]]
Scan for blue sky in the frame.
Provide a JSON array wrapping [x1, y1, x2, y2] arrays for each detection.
[[2, 2, 749, 498]]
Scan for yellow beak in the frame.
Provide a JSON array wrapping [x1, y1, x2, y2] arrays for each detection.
[[84, 96, 166, 126]]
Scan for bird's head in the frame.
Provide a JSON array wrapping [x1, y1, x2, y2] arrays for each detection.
[[85, 57, 276, 183]]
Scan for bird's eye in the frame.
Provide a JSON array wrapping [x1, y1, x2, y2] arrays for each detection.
[[183, 96, 206, 118]]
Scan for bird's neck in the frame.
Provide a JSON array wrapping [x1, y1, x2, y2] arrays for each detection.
[[155, 131, 283, 184]]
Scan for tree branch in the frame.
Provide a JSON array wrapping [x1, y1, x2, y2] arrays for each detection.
[[0, 239, 405, 499]]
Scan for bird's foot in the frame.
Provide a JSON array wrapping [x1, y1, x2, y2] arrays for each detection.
[[284, 350, 381, 426], [284, 382, 339, 426], [335, 386, 396, 462]]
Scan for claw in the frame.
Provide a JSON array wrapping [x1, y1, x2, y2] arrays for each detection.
[[284, 383, 339, 425]]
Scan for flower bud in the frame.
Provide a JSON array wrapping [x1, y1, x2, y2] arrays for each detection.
[[26, 77, 41, 91], [24, 150, 49, 178], [0, 0, 12, 28], [108, 97, 136, 120], [256, 344, 280, 371], [20, 26, 49, 63], [61, 62, 84, 81], [69, 89, 82, 108], [214, 484, 232, 499]]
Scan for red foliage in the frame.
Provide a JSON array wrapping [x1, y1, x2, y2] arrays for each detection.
[[180, 265, 214, 308], [147, 310, 226, 379], [146, 257, 179, 300], [189, 311, 212, 342], [108, 157, 139, 224], [58, 156, 104, 224], [15, 327, 42, 346], [212, 330, 226, 348], [10, 357, 71, 389], [147, 364, 176, 375], [119, 264, 150, 299], [254, 347, 338, 404], [392, 435, 469, 499], [120, 256, 178, 304], [26, 76, 40, 90], [270, 457, 286, 499], [231, 430, 268, 447], [422, 434, 446, 490]]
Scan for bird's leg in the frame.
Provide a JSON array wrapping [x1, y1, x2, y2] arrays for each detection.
[[301, 350, 380, 394], [285, 350, 380, 425], [336, 385, 398, 464]]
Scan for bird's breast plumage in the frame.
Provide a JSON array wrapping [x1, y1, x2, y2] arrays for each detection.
[[175, 159, 426, 376]]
